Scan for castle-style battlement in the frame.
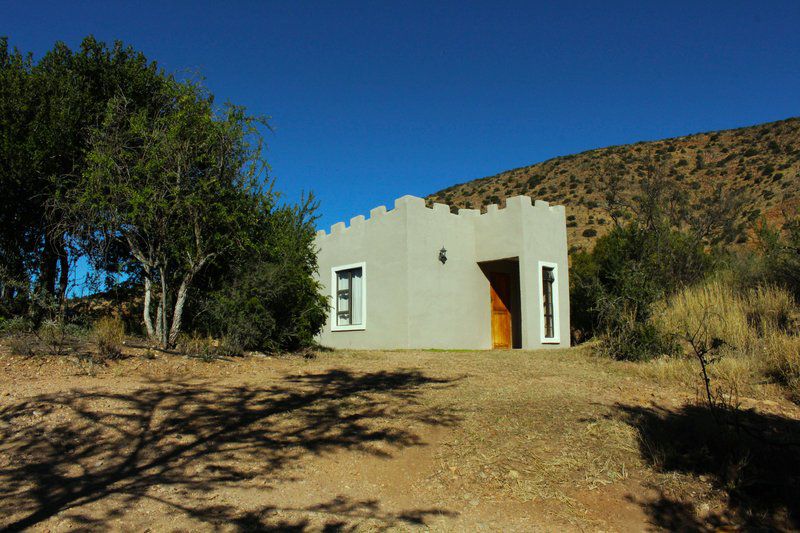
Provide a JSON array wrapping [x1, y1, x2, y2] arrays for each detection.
[[315, 194, 564, 239]]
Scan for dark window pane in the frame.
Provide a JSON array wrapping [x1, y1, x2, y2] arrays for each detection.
[[542, 267, 555, 338]]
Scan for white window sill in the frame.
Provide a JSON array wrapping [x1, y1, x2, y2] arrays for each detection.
[[331, 325, 366, 332]]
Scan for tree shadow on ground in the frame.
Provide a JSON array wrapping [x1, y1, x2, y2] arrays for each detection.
[[616, 402, 800, 531], [0, 368, 461, 531]]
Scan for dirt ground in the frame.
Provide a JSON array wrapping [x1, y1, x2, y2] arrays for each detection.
[[1, 345, 799, 532]]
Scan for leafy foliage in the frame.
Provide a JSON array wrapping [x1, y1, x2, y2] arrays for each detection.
[[62, 77, 273, 347], [1, 37, 169, 317], [571, 223, 709, 359], [2, 36, 326, 353], [757, 213, 800, 299], [194, 200, 327, 352]]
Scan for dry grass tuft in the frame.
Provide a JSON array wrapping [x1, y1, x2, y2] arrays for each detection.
[[649, 275, 800, 400], [93, 317, 125, 360], [762, 332, 800, 400]]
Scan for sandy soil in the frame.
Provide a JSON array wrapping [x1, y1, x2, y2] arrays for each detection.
[[1, 346, 798, 531]]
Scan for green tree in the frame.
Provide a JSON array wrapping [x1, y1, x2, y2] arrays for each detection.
[[64, 79, 269, 347], [0, 39, 36, 313], [0, 36, 167, 315]]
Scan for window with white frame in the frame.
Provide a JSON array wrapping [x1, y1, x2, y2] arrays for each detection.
[[331, 263, 366, 331], [538, 261, 560, 343]]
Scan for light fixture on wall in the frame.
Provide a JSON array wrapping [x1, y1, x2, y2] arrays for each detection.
[[439, 247, 447, 264]]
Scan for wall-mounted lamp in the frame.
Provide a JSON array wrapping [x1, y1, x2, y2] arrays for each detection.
[[439, 247, 447, 265]]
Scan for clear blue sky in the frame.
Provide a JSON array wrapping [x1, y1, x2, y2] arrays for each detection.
[[4, 0, 800, 231]]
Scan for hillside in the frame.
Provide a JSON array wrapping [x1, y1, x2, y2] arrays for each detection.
[[427, 118, 800, 250]]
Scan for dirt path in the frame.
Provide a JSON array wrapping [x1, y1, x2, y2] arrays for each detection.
[[1, 347, 798, 531]]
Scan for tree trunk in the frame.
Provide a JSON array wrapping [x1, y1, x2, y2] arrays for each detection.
[[39, 232, 58, 298], [57, 237, 69, 314], [159, 266, 169, 348], [155, 303, 163, 342], [168, 273, 192, 346], [167, 254, 212, 347], [143, 276, 155, 340]]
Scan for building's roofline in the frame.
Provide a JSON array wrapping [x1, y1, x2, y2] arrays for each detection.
[[315, 194, 564, 240]]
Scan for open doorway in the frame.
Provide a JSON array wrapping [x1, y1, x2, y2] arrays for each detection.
[[479, 259, 522, 349]]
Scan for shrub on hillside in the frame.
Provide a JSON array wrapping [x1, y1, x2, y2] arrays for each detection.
[[758, 215, 800, 299], [570, 223, 713, 359], [527, 175, 544, 189]]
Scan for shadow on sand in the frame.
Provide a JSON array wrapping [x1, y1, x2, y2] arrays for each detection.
[[617, 402, 800, 531], [0, 368, 461, 531]]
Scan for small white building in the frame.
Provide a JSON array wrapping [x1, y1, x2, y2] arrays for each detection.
[[314, 194, 570, 350]]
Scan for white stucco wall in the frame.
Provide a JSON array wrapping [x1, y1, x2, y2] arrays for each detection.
[[405, 199, 488, 349], [314, 194, 570, 350]]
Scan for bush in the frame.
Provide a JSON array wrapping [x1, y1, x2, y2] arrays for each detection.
[[582, 228, 597, 238], [758, 215, 800, 299], [570, 222, 715, 358], [200, 260, 327, 352], [527, 175, 544, 189], [593, 267, 681, 361], [178, 333, 218, 362], [192, 205, 328, 352], [0, 316, 33, 336], [176, 332, 243, 361], [93, 317, 125, 360], [8, 336, 35, 357], [569, 250, 600, 339], [38, 320, 71, 356], [598, 313, 679, 362]]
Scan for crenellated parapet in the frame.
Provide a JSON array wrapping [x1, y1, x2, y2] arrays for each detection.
[[315, 194, 564, 240]]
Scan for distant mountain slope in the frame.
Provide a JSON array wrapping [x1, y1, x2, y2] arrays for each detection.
[[427, 118, 800, 250]]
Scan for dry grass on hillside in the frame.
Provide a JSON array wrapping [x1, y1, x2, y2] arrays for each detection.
[[428, 117, 800, 250], [641, 276, 800, 401]]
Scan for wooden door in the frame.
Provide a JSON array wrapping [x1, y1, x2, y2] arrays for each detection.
[[490, 272, 512, 349]]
